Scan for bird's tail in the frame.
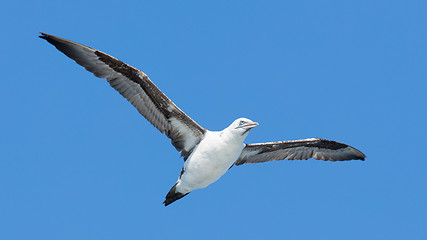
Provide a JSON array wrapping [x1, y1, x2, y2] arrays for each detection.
[[163, 182, 189, 206]]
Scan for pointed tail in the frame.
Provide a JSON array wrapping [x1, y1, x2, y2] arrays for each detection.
[[163, 182, 190, 206]]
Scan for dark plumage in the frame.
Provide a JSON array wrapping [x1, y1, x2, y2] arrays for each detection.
[[40, 33, 366, 206]]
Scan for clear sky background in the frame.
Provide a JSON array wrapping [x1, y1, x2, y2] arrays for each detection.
[[1, 0, 426, 239]]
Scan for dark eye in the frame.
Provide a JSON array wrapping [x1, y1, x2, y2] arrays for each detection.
[[239, 120, 246, 125]]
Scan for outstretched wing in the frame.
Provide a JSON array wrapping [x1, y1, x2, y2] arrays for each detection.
[[235, 138, 365, 165], [40, 33, 206, 160]]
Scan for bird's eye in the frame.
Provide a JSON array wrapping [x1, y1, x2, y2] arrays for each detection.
[[239, 120, 246, 125]]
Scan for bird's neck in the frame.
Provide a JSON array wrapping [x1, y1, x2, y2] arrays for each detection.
[[219, 130, 247, 145]]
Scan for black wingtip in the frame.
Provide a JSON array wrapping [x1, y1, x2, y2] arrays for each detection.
[[39, 32, 56, 44], [355, 153, 366, 161], [39, 32, 49, 39]]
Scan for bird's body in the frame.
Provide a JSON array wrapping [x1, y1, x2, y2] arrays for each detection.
[[165, 119, 258, 205], [178, 129, 245, 193], [40, 33, 366, 206]]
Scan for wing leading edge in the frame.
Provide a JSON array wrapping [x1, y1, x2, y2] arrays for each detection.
[[236, 138, 365, 165], [40, 33, 206, 160]]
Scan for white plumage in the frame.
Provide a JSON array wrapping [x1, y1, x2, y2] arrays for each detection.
[[177, 120, 249, 194], [40, 33, 366, 206]]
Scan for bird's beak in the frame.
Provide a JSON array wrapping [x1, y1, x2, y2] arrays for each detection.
[[241, 122, 259, 129]]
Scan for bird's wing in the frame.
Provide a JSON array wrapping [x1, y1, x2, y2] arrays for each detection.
[[40, 33, 206, 160], [235, 138, 365, 165]]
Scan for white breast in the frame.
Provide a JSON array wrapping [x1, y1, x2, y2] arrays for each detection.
[[176, 131, 245, 193]]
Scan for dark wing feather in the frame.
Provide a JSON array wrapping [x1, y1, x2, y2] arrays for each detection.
[[40, 33, 206, 159], [235, 138, 365, 165]]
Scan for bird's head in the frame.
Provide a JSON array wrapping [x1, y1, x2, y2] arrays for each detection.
[[226, 118, 259, 137]]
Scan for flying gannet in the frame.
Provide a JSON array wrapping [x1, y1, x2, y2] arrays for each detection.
[[39, 33, 366, 206]]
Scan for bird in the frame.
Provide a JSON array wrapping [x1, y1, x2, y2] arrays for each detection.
[[39, 32, 366, 206]]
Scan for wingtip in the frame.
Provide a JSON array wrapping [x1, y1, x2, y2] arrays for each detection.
[[357, 154, 366, 161], [38, 32, 60, 42], [351, 146, 366, 161], [38, 32, 48, 39]]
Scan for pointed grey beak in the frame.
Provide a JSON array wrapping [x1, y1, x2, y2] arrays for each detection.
[[241, 122, 259, 129]]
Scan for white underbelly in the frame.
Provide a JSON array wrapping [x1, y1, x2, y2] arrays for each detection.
[[177, 132, 245, 192]]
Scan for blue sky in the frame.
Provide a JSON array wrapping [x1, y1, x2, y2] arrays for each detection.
[[1, 0, 426, 239]]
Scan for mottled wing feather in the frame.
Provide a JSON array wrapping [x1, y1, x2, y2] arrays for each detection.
[[40, 33, 206, 159], [235, 138, 365, 165]]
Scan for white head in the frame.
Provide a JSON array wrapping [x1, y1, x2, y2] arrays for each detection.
[[225, 118, 259, 137]]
